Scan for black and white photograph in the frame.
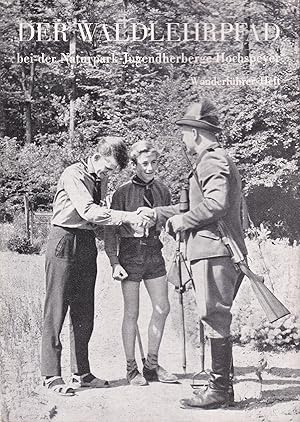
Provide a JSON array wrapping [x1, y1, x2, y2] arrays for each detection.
[[0, 1, 299, 421]]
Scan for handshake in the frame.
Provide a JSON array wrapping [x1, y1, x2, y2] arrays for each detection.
[[122, 207, 157, 229], [122, 208, 185, 235]]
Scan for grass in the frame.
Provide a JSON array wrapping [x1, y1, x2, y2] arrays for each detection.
[[0, 224, 299, 420], [0, 252, 44, 421], [0, 223, 14, 251]]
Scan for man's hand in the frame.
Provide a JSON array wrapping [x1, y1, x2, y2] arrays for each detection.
[[122, 211, 144, 226], [137, 207, 157, 226], [112, 264, 128, 281], [166, 215, 185, 234]]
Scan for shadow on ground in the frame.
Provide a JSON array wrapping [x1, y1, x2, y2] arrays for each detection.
[[235, 366, 300, 378]]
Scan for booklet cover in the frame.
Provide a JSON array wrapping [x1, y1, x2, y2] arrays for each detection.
[[1, 1, 299, 421]]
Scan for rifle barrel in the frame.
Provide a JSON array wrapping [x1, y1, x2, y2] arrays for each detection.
[[219, 223, 290, 323], [240, 262, 290, 323]]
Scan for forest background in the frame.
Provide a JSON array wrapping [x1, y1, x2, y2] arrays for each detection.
[[0, 0, 299, 242], [0, 2, 300, 419]]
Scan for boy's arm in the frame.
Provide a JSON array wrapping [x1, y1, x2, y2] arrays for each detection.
[[104, 190, 123, 266], [63, 167, 140, 226]]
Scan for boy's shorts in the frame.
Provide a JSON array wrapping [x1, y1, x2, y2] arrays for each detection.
[[119, 237, 166, 282]]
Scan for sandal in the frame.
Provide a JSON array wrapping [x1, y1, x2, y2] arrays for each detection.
[[69, 373, 110, 389], [43, 376, 75, 396]]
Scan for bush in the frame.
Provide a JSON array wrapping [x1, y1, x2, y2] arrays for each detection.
[[180, 237, 300, 351], [0, 136, 86, 222], [235, 315, 300, 351], [7, 235, 41, 255], [1, 211, 48, 253]]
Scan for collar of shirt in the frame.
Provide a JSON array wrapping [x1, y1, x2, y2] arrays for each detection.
[[80, 158, 101, 185], [132, 174, 154, 188], [80, 158, 95, 175], [187, 141, 221, 178]]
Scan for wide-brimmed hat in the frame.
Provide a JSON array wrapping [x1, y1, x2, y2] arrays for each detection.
[[176, 100, 222, 133]]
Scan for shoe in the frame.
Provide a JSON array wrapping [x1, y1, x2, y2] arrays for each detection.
[[181, 337, 232, 409], [193, 383, 234, 405], [69, 373, 110, 389], [126, 359, 148, 386], [143, 365, 178, 383], [127, 371, 148, 386], [43, 376, 75, 396], [180, 389, 228, 409]]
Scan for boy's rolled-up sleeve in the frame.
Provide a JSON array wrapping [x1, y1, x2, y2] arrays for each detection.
[[63, 167, 125, 226]]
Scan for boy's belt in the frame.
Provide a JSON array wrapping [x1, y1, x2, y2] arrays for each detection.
[[53, 225, 95, 237], [120, 233, 160, 247]]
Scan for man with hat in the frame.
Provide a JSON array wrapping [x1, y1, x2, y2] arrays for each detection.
[[138, 98, 247, 409]]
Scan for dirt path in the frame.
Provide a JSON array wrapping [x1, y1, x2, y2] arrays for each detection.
[[11, 253, 300, 422]]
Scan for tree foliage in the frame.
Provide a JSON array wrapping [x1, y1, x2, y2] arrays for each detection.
[[0, 0, 299, 240]]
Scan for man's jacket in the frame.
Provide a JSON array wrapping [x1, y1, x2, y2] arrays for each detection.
[[155, 142, 247, 261]]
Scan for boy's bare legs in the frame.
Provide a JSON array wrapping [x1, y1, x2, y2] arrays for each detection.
[[121, 280, 140, 360], [121, 281, 147, 385], [143, 276, 178, 383], [144, 276, 170, 355]]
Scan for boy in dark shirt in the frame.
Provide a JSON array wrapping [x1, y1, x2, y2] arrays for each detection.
[[105, 141, 178, 386]]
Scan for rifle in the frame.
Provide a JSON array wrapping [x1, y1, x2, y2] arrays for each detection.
[[218, 220, 290, 323], [182, 147, 290, 323]]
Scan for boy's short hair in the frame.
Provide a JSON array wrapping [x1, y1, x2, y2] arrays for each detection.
[[95, 136, 129, 170], [130, 141, 160, 164]]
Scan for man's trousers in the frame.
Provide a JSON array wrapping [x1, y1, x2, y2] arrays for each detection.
[[41, 226, 97, 376], [191, 256, 242, 338]]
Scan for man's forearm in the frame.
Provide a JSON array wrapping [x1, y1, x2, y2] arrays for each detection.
[[155, 204, 180, 227], [182, 197, 229, 230], [82, 206, 123, 225], [79, 206, 142, 227]]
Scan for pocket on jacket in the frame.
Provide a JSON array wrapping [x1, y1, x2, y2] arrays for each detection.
[[54, 234, 76, 260], [196, 229, 220, 240]]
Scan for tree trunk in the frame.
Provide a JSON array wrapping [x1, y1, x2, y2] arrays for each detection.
[[241, 0, 251, 73], [69, 19, 77, 144], [242, 15, 251, 72], [25, 101, 32, 144], [21, 61, 35, 144]]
